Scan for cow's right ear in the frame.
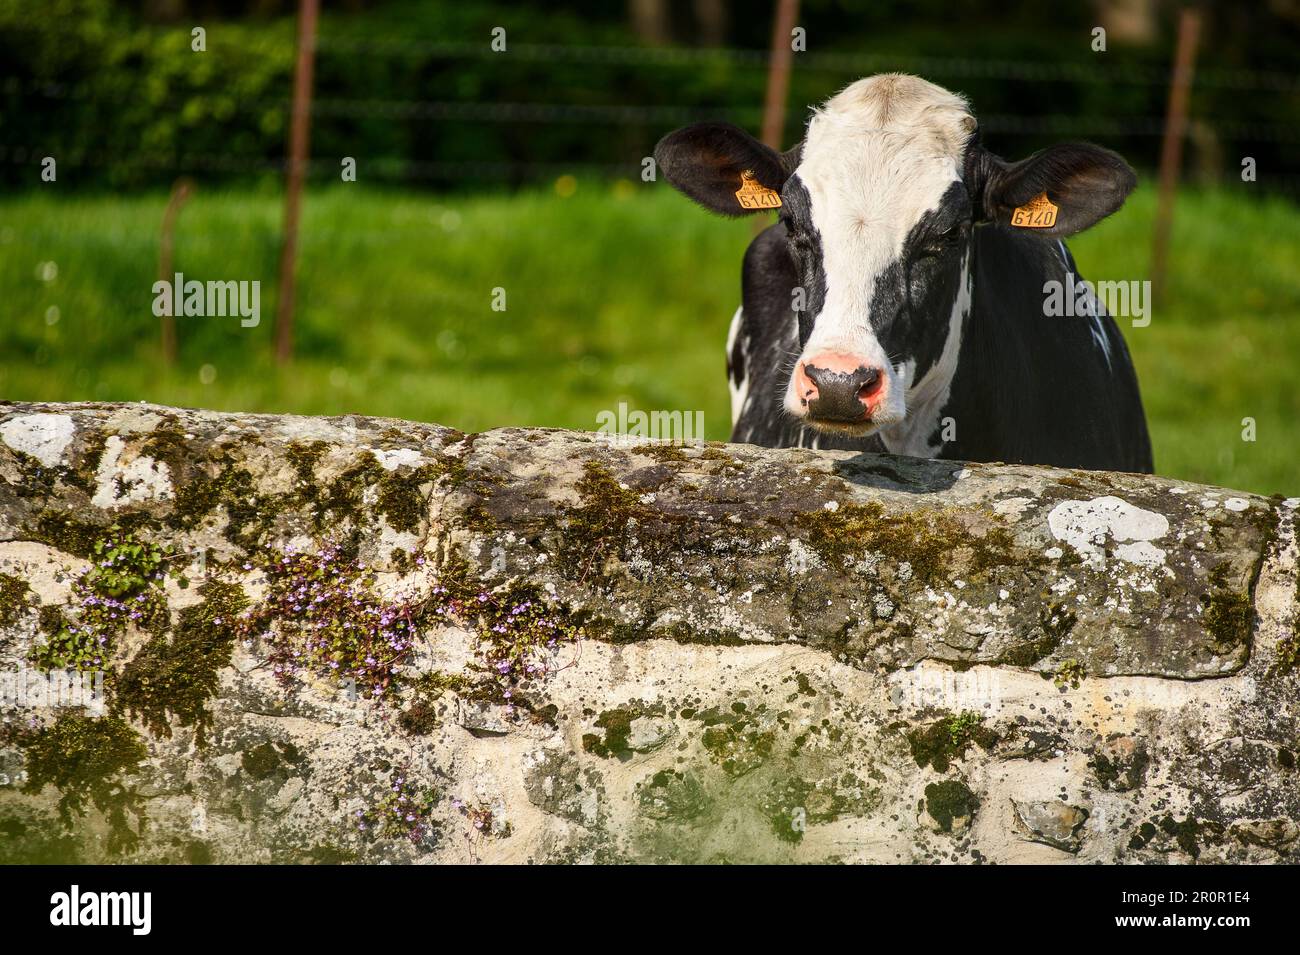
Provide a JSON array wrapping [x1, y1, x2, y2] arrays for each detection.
[[655, 123, 794, 217], [969, 142, 1136, 237]]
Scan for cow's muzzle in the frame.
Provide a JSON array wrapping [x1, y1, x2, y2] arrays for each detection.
[[793, 353, 885, 425]]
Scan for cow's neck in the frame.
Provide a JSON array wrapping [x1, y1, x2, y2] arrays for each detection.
[[876, 245, 974, 458]]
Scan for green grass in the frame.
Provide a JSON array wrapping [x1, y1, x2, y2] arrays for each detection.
[[0, 179, 1295, 495]]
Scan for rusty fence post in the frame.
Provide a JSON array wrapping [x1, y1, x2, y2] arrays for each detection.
[[274, 0, 321, 365], [1151, 6, 1202, 306], [754, 0, 801, 236], [158, 177, 194, 365]]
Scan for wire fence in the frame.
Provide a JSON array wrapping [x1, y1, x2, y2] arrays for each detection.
[[244, 34, 1300, 92], [5, 32, 1299, 187], [4, 146, 1299, 194]]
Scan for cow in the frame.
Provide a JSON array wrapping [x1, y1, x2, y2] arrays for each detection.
[[655, 74, 1154, 473]]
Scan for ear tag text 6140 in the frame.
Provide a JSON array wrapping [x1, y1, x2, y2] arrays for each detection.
[[1010, 192, 1058, 228], [735, 170, 782, 210]]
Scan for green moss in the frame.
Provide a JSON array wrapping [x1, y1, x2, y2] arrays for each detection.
[[699, 447, 741, 465], [37, 604, 67, 636], [307, 843, 358, 864], [59, 430, 108, 496], [1090, 742, 1149, 791], [301, 452, 438, 535], [998, 601, 1076, 668], [136, 422, 192, 476], [114, 580, 248, 745], [1281, 540, 1300, 674], [1278, 633, 1300, 676], [760, 773, 877, 844], [692, 705, 775, 777], [376, 464, 438, 534], [181, 443, 438, 548], [1201, 562, 1254, 651], [317, 453, 385, 525], [172, 463, 270, 550], [397, 671, 484, 735], [285, 440, 330, 486], [239, 740, 301, 780], [609, 617, 746, 648], [396, 698, 440, 735], [763, 776, 813, 844], [1127, 820, 1158, 850], [638, 443, 689, 463], [31, 510, 114, 559], [11, 712, 148, 855], [997, 632, 1060, 668], [559, 460, 658, 571], [637, 769, 710, 822], [0, 572, 34, 627], [1127, 814, 1217, 857], [3, 441, 61, 500], [241, 742, 282, 779], [582, 707, 637, 759], [1158, 814, 1203, 858], [924, 779, 977, 833], [793, 501, 1020, 584], [408, 668, 490, 702], [907, 712, 999, 772]]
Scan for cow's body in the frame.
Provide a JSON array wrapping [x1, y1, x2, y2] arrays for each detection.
[[729, 221, 1153, 471]]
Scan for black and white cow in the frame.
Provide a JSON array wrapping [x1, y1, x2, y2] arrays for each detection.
[[655, 74, 1153, 472]]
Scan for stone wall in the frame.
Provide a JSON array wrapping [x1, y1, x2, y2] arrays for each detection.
[[0, 401, 1296, 863]]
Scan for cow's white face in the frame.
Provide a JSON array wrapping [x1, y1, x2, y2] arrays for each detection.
[[655, 72, 1137, 455], [778, 77, 978, 449]]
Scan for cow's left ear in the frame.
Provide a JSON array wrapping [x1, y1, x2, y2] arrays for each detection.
[[971, 143, 1136, 237], [655, 123, 795, 217]]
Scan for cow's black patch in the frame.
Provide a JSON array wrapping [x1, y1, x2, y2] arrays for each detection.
[[778, 175, 826, 346], [870, 181, 972, 385]]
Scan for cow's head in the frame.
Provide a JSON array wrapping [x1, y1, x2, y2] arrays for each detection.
[[655, 74, 1136, 442]]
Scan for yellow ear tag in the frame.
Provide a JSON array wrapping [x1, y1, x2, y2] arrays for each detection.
[[1010, 192, 1058, 228], [735, 170, 782, 210]]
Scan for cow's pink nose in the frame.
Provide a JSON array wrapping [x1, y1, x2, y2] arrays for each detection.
[[794, 352, 884, 422]]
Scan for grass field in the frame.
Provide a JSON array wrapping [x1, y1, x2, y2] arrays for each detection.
[[0, 180, 1296, 495]]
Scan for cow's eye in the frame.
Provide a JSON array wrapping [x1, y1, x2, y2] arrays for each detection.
[[919, 224, 959, 256]]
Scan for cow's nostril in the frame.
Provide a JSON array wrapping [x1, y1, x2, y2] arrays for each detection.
[[856, 368, 882, 398]]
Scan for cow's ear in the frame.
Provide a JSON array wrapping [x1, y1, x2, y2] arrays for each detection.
[[974, 143, 1136, 237], [655, 123, 793, 217]]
